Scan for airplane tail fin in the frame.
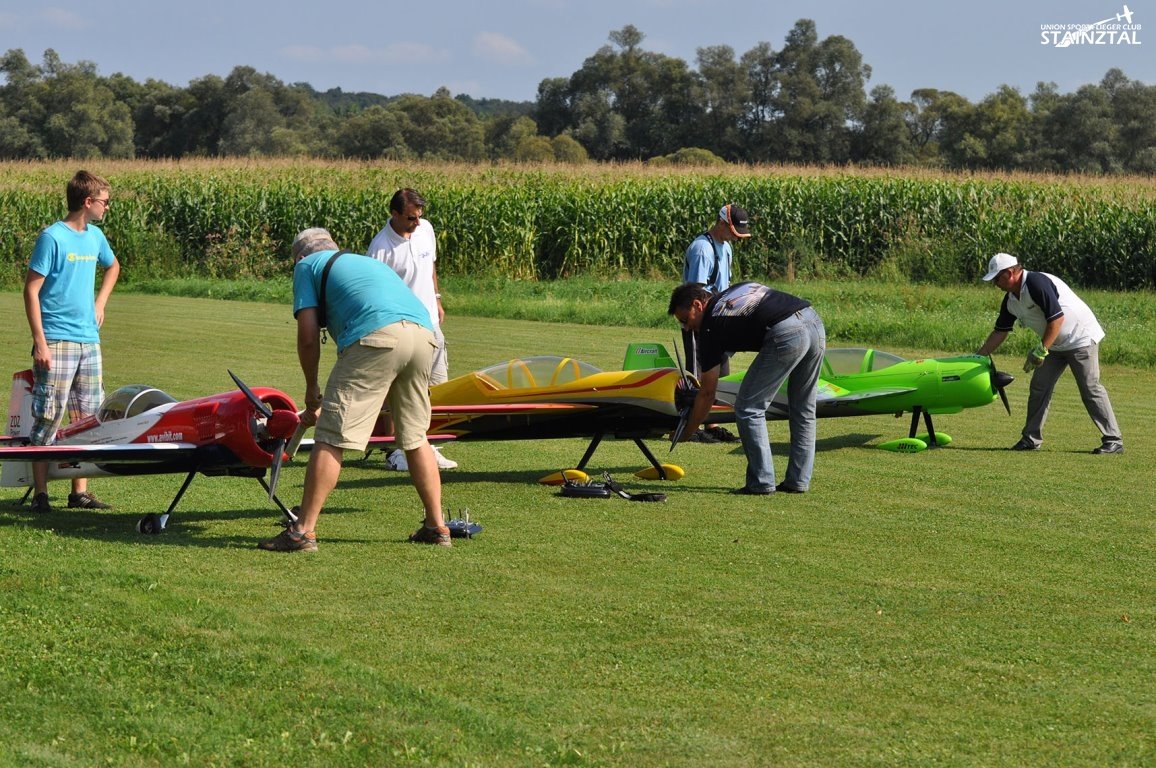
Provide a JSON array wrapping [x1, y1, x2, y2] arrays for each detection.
[[6, 370, 34, 439], [622, 343, 676, 370], [2, 370, 35, 488]]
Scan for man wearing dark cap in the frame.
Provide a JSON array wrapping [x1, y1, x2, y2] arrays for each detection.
[[976, 252, 1123, 454], [258, 227, 453, 552], [680, 204, 750, 442]]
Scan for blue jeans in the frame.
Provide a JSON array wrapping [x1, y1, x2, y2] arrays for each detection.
[[734, 307, 826, 492]]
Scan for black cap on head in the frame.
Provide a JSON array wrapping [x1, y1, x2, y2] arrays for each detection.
[[720, 204, 751, 238]]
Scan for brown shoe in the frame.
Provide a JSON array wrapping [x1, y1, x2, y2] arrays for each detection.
[[408, 524, 452, 547], [258, 527, 317, 552]]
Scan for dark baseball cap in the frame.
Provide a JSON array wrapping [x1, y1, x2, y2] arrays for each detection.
[[720, 204, 751, 238]]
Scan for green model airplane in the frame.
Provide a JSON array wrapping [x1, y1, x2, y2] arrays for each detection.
[[623, 344, 1015, 453]]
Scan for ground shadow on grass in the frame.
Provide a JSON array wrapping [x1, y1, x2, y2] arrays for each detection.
[[0, 498, 371, 548]]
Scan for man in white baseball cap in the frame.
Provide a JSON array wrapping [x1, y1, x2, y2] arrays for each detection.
[[976, 252, 1123, 454]]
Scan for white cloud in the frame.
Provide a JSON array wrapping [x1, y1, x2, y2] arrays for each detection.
[[39, 8, 87, 30], [473, 31, 533, 66]]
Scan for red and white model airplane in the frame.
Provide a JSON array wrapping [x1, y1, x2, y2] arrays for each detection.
[[1, 370, 304, 534]]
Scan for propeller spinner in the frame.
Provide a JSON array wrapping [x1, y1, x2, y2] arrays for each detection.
[[228, 370, 301, 500], [988, 357, 1014, 415]]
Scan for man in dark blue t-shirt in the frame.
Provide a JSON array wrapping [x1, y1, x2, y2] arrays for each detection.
[[669, 282, 826, 495]]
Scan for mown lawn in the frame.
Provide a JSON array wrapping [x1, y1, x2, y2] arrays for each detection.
[[0, 294, 1151, 767]]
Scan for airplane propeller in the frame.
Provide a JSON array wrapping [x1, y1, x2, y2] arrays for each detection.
[[988, 356, 1014, 415], [228, 370, 301, 500], [669, 338, 700, 451]]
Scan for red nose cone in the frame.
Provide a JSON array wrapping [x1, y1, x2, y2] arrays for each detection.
[[267, 409, 300, 439]]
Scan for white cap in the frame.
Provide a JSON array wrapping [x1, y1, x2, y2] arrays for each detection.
[[982, 252, 1019, 281]]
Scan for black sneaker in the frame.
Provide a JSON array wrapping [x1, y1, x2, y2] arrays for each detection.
[[688, 429, 718, 444], [730, 486, 775, 496], [68, 492, 112, 509], [705, 425, 739, 443], [1009, 439, 1039, 451], [30, 492, 51, 513], [1092, 442, 1123, 455], [776, 483, 805, 494]]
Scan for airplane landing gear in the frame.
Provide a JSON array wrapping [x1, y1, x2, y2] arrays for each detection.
[[136, 513, 170, 535]]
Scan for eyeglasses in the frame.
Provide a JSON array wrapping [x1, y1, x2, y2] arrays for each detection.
[[91, 197, 111, 207], [404, 215, 419, 222]]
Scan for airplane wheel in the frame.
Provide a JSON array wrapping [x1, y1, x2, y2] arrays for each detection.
[[137, 514, 162, 535]]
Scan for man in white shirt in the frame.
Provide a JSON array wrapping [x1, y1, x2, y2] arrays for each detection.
[[976, 252, 1123, 454], [367, 188, 457, 470]]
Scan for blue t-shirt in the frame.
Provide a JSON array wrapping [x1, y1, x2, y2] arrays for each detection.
[[29, 221, 117, 344], [682, 233, 732, 293], [293, 249, 432, 352]]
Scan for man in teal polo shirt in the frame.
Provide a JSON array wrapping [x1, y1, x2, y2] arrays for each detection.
[[259, 227, 451, 552]]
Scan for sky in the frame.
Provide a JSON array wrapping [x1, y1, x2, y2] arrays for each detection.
[[0, 0, 1150, 104]]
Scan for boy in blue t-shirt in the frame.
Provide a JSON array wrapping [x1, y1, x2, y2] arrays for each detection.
[[24, 170, 121, 513]]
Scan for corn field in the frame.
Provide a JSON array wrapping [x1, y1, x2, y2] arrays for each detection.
[[2, 159, 1154, 289]]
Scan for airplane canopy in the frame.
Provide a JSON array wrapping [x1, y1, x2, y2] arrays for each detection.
[[823, 348, 905, 377], [476, 356, 602, 389], [98, 385, 178, 422]]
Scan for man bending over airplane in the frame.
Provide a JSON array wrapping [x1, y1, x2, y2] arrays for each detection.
[[259, 228, 451, 552], [669, 282, 826, 496]]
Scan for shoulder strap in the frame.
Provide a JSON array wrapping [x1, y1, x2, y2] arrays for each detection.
[[701, 232, 721, 288], [317, 250, 350, 330]]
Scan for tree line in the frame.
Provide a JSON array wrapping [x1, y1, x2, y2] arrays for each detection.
[[2, 20, 1153, 172]]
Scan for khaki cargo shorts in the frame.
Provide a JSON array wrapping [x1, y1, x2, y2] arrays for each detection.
[[314, 320, 437, 451]]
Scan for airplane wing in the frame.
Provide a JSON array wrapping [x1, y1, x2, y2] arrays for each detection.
[[431, 404, 598, 414], [818, 386, 916, 404], [0, 442, 200, 463], [293, 434, 458, 454]]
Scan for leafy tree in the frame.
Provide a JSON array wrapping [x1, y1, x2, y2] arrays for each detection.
[[647, 147, 726, 167], [383, 88, 485, 160], [533, 77, 573, 138], [738, 41, 779, 161], [486, 115, 539, 160], [513, 135, 554, 162], [969, 85, 1032, 169], [782, 22, 870, 163], [1037, 84, 1118, 173], [694, 45, 748, 159], [551, 26, 703, 160], [1101, 69, 1156, 173], [854, 85, 914, 165], [0, 48, 133, 158], [550, 134, 588, 163], [910, 89, 976, 168], [220, 88, 289, 156], [335, 104, 408, 158], [570, 92, 627, 160]]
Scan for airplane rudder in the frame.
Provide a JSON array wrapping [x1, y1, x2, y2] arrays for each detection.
[[622, 343, 676, 370], [8, 370, 34, 437]]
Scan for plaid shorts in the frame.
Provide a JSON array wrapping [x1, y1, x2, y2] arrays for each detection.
[[30, 341, 104, 445]]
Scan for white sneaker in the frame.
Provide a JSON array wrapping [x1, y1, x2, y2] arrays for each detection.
[[386, 449, 409, 471], [433, 446, 458, 469]]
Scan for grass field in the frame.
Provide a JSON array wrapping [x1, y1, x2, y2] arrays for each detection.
[[0, 294, 1152, 766]]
